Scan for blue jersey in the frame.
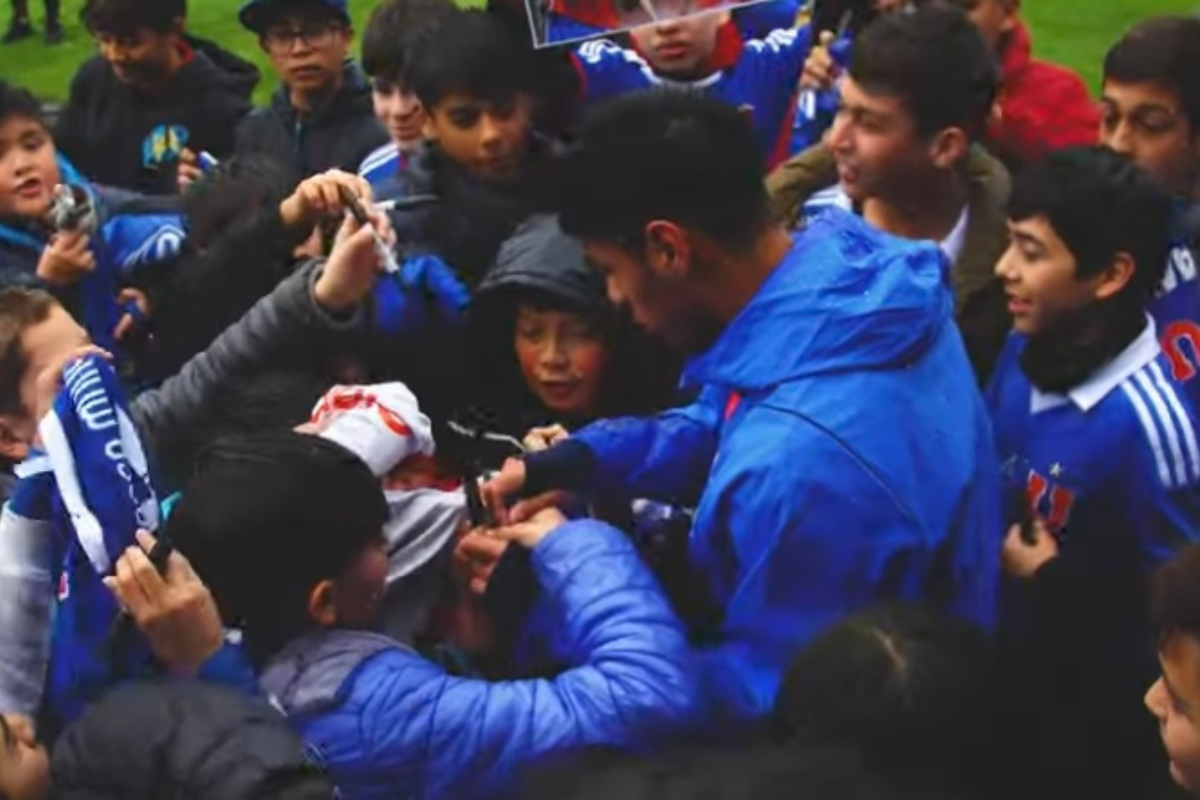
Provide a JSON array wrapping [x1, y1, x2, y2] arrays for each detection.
[[988, 321, 1200, 579], [574, 26, 811, 169], [358, 142, 403, 191], [1153, 239, 1200, 407]]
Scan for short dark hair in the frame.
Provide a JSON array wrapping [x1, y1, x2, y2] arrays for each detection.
[[362, 0, 460, 86], [0, 80, 45, 130], [0, 289, 58, 418], [183, 154, 300, 251], [554, 91, 773, 251], [167, 431, 388, 662], [1151, 544, 1200, 647], [777, 603, 994, 781], [407, 9, 538, 110], [1104, 16, 1200, 132], [1008, 146, 1173, 306], [849, 4, 998, 138], [81, 0, 186, 36]]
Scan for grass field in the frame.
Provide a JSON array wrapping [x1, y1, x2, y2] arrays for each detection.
[[0, 0, 1197, 103]]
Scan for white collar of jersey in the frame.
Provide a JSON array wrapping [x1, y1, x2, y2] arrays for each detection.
[[1030, 315, 1161, 414]]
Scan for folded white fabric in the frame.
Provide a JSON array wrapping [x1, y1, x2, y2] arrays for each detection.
[[311, 383, 435, 477]]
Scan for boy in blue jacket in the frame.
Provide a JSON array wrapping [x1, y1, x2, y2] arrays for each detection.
[[0, 80, 184, 365], [482, 90, 1002, 726], [107, 430, 701, 800], [989, 146, 1198, 798]]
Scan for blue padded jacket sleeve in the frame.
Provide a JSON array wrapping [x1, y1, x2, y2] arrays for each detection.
[[364, 520, 701, 799]]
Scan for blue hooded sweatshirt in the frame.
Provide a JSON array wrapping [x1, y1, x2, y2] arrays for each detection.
[[524, 208, 1003, 724], [0, 157, 185, 359]]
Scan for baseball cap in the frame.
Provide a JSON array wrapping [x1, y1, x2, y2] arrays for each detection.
[[239, 0, 350, 34]]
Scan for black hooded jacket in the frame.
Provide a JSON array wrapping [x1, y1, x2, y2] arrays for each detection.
[[55, 35, 259, 195], [235, 60, 389, 179], [50, 681, 332, 800], [447, 215, 679, 469]]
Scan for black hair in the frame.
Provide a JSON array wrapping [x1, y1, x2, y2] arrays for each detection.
[[849, 4, 998, 138], [167, 431, 388, 662], [361, 0, 460, 86], [242, 0, 349, 35], [554, 90, 773, 252], [1104, 16, 1200, 133], [520, 742, 903, 800], [1151, 543, 1200, 647], [777, 603, 995, 790], [1008, 145, 1173, 307], [406, 9, 539, 111], [0, 79, 45, 130], [182, 154, 300, 252], [81, 0, 186, 36]]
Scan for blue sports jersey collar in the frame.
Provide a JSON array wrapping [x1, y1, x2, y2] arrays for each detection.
[[1030, 315, 1160, 414]]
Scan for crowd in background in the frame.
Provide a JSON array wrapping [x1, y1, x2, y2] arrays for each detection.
[[0, 0, 1197, 798]]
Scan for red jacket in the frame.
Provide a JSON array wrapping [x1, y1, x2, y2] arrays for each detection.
[[988, 22, 1099, 166]]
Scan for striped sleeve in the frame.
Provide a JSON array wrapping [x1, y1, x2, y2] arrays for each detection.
[[1121, 361, 1200, 490]]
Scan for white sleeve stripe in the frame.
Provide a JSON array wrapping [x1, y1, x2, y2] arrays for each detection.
[[1121, 381, 1175, 488], [1133, 370, 1189, 486], [1150, 360, 1200, 482]]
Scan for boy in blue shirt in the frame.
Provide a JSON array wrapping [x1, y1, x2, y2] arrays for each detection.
[[356, 0, 458, 192], [1101, 17, 1200, 407], [990, 146, 1198, 799], [572, 8, 810, 171]]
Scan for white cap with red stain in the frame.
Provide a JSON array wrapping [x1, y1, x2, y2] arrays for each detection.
[[310, 383, 435, 478]]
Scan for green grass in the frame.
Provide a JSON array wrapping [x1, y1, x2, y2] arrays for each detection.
[[0, 0, 1197, 103]]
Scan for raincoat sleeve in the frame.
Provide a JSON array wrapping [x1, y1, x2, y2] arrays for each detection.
[[523, 388, 722, 502]]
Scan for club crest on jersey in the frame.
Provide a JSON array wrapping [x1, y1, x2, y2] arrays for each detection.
[[1025, 467, 1077, 535]]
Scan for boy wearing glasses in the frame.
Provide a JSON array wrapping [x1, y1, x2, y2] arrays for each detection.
[[235, 0, 388, 179]]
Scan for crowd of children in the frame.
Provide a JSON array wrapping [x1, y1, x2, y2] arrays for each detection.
[[0, 0, 1198, 798]]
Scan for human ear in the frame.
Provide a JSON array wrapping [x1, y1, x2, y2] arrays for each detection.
[[1092, 251, 1136, 302], [306, 580, 339, 628], [929, 127, 970, 171], [643, 221, 691, 280]]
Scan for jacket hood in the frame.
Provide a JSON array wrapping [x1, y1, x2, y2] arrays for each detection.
[[685, 208, 954, 392], [260, 629, 404, 716], [475, 214, 607, 313], [270, 59, 373, 122], [183, 34, 261, 97]]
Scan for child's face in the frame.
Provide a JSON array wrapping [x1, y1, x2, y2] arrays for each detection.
[[1102, 79, 1200, 200], [372, 77, 426, 151], [828, 77, 944, 205], [0, 303, 89, 462], [424, 93, 534, 184], [1147, 632, 1200, 793], [261, 12, 351, 96], [629, 11, 728, 80], [513, 304, 610, 418], [0, 115, 60, 222], [95, 23, 185, 90], [0, 715, 50, 800], [994, 216, 1104, 337]]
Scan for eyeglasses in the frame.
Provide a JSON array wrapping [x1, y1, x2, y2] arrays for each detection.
[[262, 20, 342, 54]]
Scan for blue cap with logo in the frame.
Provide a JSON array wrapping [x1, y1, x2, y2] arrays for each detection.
[[238, 0, 350, 34]]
